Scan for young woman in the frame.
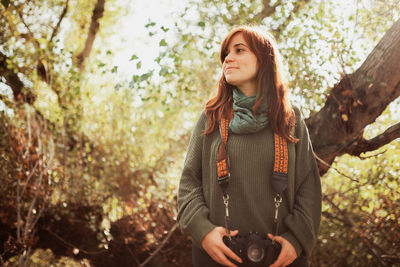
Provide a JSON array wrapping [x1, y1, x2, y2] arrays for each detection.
[[177, 26, 321, 267]]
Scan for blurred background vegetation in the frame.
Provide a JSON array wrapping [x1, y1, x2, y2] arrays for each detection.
[[0, 0, 399, 266]]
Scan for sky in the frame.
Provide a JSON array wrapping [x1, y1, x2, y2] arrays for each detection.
[[111, 0, 185, 78]]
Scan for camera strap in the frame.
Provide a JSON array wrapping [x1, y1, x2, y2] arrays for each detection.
[[217, 112, 289, 241]]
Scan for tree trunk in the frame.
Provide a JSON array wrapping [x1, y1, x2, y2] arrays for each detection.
[[0, 52, 35, 104], [307, 18, 400, 175], [76, 0, 106, 70]]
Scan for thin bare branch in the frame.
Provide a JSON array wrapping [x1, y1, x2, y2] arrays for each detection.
[[346, 122, 400, 156], [21, 161, 39, 197], [313, 152, 359, 182], [139, 223, 178, 267], [10, 2, 41, 50], [16, 178, 22, 242], [324, 179, 371, 197], [359, 149, 387, 159], [44, 228, 107, 255], [49, 0, 69, 44]]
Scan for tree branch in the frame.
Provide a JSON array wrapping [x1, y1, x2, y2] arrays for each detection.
[[313, 152, 359, 182], [275, 0, 311, 36], [10, 2, 41, 50], [307, 18, 400, 175], [49, 0, 70, 44], [0, 52, 35, 104], [76, 0, 105, 70], [139, 223, 177, 267], [253, 0, 281, 22], [345, 122, 400, 156]]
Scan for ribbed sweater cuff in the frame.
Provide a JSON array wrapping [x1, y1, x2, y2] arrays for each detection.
[[187, 208, 216, 248], [281, 231, 303, 258]]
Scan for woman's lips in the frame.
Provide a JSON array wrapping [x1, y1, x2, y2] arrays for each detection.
[[225, 67, 238, 71]]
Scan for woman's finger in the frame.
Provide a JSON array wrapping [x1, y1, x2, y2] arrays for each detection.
[[219, 229, 241, 264], [220, 242, 242, 264], [268, 234, 296, 267], [269, 245, 287, 267], [221, 229, 239, 237], [213, 250, 237, 267], [268, 233, 284, 244]]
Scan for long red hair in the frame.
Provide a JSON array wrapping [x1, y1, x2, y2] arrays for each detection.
[[204, 25, 297, 143]]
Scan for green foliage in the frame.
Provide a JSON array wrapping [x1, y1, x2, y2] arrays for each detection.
[[1, 0, 399, 266], [312, 102, 400, 266]]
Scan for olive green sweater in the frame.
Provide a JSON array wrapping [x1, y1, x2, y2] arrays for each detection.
[[177, 107, 321, 257]]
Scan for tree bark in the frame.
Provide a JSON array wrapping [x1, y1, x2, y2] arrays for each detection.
[[253, 0, 281, 22], [76, 0, 106, 70], [0, 52, 35, 104], [307, 18, 400, 175]]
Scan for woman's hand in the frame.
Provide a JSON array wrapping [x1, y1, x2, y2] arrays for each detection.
[[268, 233, 297, 267], [201, 227, 243, 267]]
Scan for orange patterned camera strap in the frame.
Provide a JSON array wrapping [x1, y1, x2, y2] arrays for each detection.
[[217, 114, 288, 181], [217, 116, 230, 179], [273, 133, 288, 175]]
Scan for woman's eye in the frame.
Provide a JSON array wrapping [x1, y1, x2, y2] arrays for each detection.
[[236, 48, 244, 53]]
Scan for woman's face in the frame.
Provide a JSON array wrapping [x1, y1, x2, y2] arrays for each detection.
[[223, 33, 258, 94]]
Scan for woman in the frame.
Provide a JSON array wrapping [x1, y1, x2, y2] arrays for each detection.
[[177, 26, 321, 267]]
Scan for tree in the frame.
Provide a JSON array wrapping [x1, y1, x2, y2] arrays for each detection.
[[308, 18, 400, 175], [1, 0, 399, 266]]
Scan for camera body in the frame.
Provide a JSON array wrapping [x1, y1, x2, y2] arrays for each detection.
[[223, 232, 281, 267]]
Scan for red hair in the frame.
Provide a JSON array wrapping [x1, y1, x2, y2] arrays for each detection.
[[204, 25, 297, 143]]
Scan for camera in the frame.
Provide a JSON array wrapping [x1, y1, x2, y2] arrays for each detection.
[[223, 232, 281, 266]]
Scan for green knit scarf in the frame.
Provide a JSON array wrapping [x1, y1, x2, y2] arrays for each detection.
[[229, 88, 269, 134]]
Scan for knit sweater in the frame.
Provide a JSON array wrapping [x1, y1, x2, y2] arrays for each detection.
[[177, 107, 321, 258]]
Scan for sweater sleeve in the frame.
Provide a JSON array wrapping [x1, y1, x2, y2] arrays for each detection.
[[282, 108, 322, 257], [177, 112, 216, 248]]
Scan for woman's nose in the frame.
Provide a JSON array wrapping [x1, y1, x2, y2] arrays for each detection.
[[225, 54, 234, 63]]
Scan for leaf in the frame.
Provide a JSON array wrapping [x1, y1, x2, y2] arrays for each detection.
[[139, 73, 151, 81], [159, 39, 167, 47], [197, 21, 205, 28], [132, 74, 139, 82], [145, 21, 156, 28], [160, 26, 169, 32], [114, 83, 122, 91], [111, 66, 118, 73], [129, 54, 138, 61], [159, 67, 169, 76], [136, 61, 141, 69]]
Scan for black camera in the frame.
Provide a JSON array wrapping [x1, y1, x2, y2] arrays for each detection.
[[223, 233, 281, 266]]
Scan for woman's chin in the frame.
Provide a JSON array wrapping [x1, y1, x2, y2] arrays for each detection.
[[225, 78, 240, 87]]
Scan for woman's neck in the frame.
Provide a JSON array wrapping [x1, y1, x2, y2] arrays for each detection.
[[237, 83, 257, 96]]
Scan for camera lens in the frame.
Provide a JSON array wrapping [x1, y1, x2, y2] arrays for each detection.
[[247, 243, 265, 263]]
